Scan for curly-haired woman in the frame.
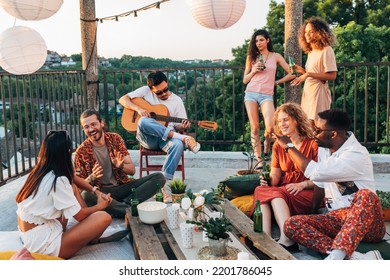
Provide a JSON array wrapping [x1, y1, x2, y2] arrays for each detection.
[[291, 17, 337, 127], [252, 103, 321, 252]]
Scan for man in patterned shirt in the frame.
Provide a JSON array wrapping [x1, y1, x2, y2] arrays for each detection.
[[74, 109, 165, 218]]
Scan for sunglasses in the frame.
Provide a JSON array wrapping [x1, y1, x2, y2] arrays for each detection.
[[313, 126, 334, 135], [152, 86, 169, 96]]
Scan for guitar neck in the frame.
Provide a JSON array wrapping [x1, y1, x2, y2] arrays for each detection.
[[154, 114, 197, 125]]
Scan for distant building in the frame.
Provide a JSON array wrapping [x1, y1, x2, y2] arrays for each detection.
[[212, 59, 224, 65], [61, 57, 76, 67], [98, 57, 111, 67], [45, 50, 61, 67]]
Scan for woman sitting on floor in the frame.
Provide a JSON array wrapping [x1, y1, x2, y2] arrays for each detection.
[[252, 103, 320, 252], [16, 130, 112, 259]]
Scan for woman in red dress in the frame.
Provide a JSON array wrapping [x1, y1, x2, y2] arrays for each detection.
[[252, 103, 318, 252]]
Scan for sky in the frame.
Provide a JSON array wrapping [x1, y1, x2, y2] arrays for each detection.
[[0, 0, 273, 61]]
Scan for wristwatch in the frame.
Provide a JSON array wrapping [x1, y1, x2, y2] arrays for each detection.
[[284, 143, 295, 153]]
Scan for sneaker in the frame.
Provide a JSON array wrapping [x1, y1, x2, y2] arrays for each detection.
[[94, 224, 128, 244], [162, 184, 172, 203], [349, 250, 383, 260], [66, 217, 79, 231], [184, 136, 201, 153]]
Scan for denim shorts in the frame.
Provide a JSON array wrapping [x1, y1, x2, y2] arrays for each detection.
[[244, 92, 273, 105]]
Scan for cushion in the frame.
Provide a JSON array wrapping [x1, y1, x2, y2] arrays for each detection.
[[356, 240, 390, 260], [220, 174, 260, 198], [0, 250, 63, 260], [0, 231, 23, 251], [231, 195, 254, 217]]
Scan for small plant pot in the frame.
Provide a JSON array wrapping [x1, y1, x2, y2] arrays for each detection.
[[171, 193, 185, 203], [208, 237, 229, 257], [382, 208, 390, 221]]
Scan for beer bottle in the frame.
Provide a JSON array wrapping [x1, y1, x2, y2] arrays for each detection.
[[155, 183, 164, 203], [288, 56, 296, 75], [261, 161, 271, 186], [253, 200, 263, 233], [259, 54, 266, 71], [130, 188, 139, 217]]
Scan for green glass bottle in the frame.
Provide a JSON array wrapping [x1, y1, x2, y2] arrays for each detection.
[[288, 56, 296, 75], [259, 54, 266, 71], [261, 161, 271, 186], [253, 200, 263, 233], [130, 188, 139, 217], [155, 183, 164, 203]]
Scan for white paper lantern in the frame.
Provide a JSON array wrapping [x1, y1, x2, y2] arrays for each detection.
[[0, 0, 63, 21], [0, 26, 47, 75], [189, 0, 246, 30]]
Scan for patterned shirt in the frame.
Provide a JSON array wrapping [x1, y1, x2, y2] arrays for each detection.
[[74, 132, 133, 188]]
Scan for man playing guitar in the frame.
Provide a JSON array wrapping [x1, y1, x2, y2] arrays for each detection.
[[119, 71, 200, 200]]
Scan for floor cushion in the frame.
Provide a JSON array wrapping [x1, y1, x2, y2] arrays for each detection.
[[231, 195, 254, 216], [0, 250, 63, 260], [220, 174, 260, 199]]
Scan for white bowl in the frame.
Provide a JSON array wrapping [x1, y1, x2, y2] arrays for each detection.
[[137, 201, 167, 224]]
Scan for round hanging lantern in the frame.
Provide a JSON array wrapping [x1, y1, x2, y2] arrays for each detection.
[[189, 0, 246, 30], [0, 26, 47, 75], [0, 0, 63, 21]]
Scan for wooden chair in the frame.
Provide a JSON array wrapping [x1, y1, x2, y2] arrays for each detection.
[[139, 145, 185, 181]]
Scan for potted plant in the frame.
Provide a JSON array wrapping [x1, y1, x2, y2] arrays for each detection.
[[169, 178, 187, 203], [237, 139, 262, 175], [186, 190, 233, 256], [377, 190, 390, 221]]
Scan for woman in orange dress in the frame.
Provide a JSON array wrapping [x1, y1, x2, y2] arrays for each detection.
[[252, 103, 319, 252]]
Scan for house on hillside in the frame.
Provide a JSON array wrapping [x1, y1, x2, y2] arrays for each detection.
[[45, 50, 61, 67], [61, 57, 76, 67], [98, 57, 111, 67]]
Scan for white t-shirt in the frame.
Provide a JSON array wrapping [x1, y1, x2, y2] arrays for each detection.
[[17, 171, 81, 225], [126, 86, 187, 128], [304, 132, 375, 210]]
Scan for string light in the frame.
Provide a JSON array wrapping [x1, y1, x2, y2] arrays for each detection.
[[81, 0, 169, 23]]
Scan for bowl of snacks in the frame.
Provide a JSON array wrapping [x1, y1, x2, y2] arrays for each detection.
[[137, 201, 167, 224]]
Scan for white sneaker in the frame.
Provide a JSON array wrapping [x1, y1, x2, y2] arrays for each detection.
[[349, 250, 383, 260], [162, 184, 172, 203], [100, 223, 127, 239], [92, 223, 128, 244], [184, 136, 200, 153], [66, 217, 79, 231]]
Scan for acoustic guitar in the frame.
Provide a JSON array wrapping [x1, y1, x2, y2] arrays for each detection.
[[121, 97, 218, 133]]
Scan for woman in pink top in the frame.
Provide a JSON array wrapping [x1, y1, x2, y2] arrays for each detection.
[[291, 17, 337, 126], [244, 29, 295, 162]]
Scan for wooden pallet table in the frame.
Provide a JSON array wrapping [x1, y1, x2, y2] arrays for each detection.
[[125, 201, 296, 260]]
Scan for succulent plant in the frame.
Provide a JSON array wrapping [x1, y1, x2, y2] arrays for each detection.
[[168, 178, 187, 194]]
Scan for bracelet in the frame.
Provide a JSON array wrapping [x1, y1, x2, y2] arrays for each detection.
[[92, 186, 100, 195]]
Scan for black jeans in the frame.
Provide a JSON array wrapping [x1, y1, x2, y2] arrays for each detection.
[[82, 172, 165, 218]]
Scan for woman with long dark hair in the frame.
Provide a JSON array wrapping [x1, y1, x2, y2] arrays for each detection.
[[16, 130, 112, 259], [243, 29, 295, 162]]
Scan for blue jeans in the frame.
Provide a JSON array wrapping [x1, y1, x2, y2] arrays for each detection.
[[136, 117, 184, 180]]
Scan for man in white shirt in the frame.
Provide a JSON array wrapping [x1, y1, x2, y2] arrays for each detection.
[[276, 109, 385, 260], [119, 71, 200, 184]]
